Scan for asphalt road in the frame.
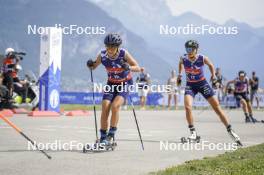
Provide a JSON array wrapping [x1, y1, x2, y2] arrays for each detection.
[[0, 110, 263, 175]]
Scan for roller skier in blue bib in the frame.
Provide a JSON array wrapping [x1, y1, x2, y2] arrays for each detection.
[[86, 33, 142, 149], [178, 40, 242, 146]]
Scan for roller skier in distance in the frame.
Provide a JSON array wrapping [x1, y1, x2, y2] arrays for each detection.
[[177, 40, 242, 146], [226, 71, 259, 123]]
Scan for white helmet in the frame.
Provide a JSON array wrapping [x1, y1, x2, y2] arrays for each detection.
[[15, 64, 23, 71], [5, 48, 15, 56]]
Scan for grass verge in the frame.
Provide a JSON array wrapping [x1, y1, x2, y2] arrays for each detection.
[[150, 143, 264, 175]]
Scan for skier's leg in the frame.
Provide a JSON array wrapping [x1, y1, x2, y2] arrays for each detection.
[[168, 94, 172, 109], [184, 94, 199, 140], [106, 95, 125, 142], [241, 99, 248, 114], [247, 101, 253, 116], [207, 96, 229, 126], [207, 97, 241, 145], [184, 95, 194, 126], [140, 95, 145, 109], [256, 96, 260, 109], [173, 94, 178, 109], [110, 96, 124, 128], [142, 96, 146, 109], [240, 98, 251, 122], [250, 91, 254, 105], [99, 99, 112, 142], [246, 100, 257, 122], [100, 100, 111, 130], [199, 81, 241, 145]]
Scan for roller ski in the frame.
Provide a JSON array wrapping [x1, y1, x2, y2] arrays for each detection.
[[83, 135, 117, 153], [246, 115, 261, 124], [227, 126, 243, 147], [249, 116, 260, 123], [245, 116, 251, 123], [181, 130, 201, 143], [104, 135, 117, 151]]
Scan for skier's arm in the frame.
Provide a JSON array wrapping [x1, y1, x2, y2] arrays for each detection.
[[178, 57, 184, 76], [225, 80, 235, 93], [87, 54, 101, 70], [177, 57, 184, 86], [204, 57, 216, 81], [125, 51, 141, 72]]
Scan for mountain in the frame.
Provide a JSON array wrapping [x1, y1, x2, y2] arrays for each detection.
[[0, 0, 172, 91], [89, 0, 264, 86]]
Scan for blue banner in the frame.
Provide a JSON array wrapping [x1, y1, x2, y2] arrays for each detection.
[[60, 92, 264, 107], [60, 92, 163, 105]]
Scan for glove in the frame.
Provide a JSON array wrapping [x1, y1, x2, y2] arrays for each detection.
[[177, 75, 182, 86], [212, 79, 218, 87], [120, 60, 130, 71], [87, 59, 94, 68], [211, 76, 217, 85]]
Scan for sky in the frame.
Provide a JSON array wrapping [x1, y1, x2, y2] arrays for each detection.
[[166, 0, 264, 28]]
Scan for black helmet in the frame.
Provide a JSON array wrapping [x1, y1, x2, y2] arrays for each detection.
[[185, 40, 199, 49], [104, 33, 122, 47], [238, 70, 246, 76]]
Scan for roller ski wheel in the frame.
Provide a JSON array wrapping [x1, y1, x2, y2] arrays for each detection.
[[236, 140, 243, 147], [105, 135, 117, 151], [249, 116, 257, 124], [83, 145, 88, 153], [180, 137, 187, 143], [181, 136, 201, 143], [228, 129, 243, 147], [83, 138, 117, 153], [83, 139, 103, 153], [105, 141, 117, 151]]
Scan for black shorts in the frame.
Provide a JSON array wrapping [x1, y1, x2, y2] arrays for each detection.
[[234, 92, 249, 102], [185, 80, 215, 99], [102, 79, 133, 102]]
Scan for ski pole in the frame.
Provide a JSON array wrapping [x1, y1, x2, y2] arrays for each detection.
[[129, 96, 144, 150], [0, 113, 52, 159], [90, 68, 99, 140]]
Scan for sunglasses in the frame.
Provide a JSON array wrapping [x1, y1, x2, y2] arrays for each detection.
[[186, 47, 195, 54]]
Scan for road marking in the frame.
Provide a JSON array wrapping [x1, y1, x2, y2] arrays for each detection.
[[0, 126, 12, 129], [36, 128, 57, 131]]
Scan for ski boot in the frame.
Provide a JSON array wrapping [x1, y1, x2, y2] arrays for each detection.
[[83, 138, 111, 153], [245, 116, 251, 123], [105, 135, 117, 151], [249, 115, 258, 123], [227, 126, 242, 146], [181, 130, 201, 143]]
